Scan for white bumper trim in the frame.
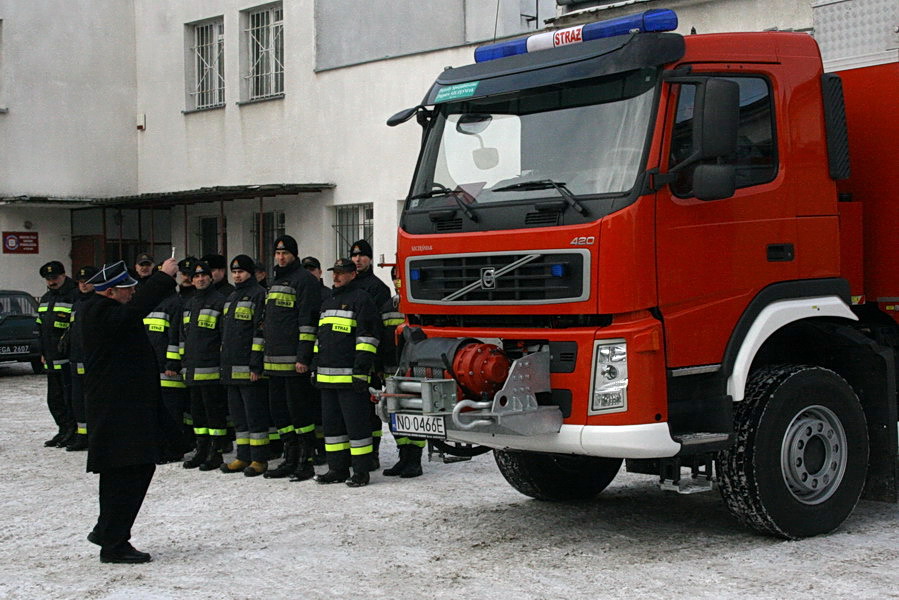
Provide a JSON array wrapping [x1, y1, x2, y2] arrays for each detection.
[[449, 422, 681, 459]]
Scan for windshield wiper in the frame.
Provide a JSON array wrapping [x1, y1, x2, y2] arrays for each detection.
[[408, 185, 479, 222], [492, 179, 588, 216]]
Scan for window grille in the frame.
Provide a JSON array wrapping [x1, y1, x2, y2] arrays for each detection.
[[251, 211, 285, 262], [190, 20, 225, 109], [334, 204, 373, 259], [245, 5, 284, 100]]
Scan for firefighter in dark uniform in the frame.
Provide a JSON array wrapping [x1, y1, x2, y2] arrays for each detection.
[[219, 254, 270, 477], [133, 252, 154, 289], [178, 256, 198, 300], [262, 235, 321, 481], [143, 262, 189, 462], [302, 255, 331, 465], [203, 253, 235, 296], [37, 260, 78, 448], [380, 266, 426, 477], [313, 258, 381, 487], [349, 239, 391, 468], [181, 260, 228, 471], [64, 265, 98, 452], [81, 258, 185, 564]]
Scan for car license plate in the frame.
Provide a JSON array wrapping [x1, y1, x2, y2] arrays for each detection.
[[390, 413, 446, 439], [0, 344, 29, 355]]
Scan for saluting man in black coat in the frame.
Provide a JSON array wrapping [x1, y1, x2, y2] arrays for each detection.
[[81, 258, 183, 564]]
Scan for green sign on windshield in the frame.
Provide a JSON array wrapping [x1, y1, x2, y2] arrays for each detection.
[[434, 81, 480, 103]]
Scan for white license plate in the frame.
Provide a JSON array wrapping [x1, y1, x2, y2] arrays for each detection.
[[390, 413, 446, 439], [0, 345, 29, 355]]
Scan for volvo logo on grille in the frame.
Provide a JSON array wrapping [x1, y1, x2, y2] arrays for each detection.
[[480, 267, 497, 289]]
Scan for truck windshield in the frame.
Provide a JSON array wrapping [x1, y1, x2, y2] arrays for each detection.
[[408, 68, 657, 212]]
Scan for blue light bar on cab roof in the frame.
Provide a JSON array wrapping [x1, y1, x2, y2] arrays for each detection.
[[474, 8, 678, 63]]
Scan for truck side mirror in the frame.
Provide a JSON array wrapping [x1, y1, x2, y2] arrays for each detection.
[[696, 79, 739, 159], [693, 164, 736, 200]]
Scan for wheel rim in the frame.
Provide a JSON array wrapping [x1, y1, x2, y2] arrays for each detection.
[[780, 404, 848, 505]]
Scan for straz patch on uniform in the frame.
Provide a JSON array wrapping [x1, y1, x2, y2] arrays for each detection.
[[234, 307, 253, 320], [331, 323, 351, 334], [198, 316, 217, 329], [276, 298, 294, 308], [148, 324, 165, 332]]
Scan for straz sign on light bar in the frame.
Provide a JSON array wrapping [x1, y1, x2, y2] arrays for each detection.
[[525, 25, 584, 53]]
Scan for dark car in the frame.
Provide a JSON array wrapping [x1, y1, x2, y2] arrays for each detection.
[[0, 290, 42, 373]]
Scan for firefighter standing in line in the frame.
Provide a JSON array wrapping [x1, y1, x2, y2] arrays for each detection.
[[178, 257, 198, 300], [313, 258, 381, 488], [181, 261, 228, 471], [203, 253, 236, 296], [349, 239, 390, 469], [262, 235, 321, 481], [143, 261, 190, 462], [219, 255, 270, 477], [37, 260, 78, 448], [302, 255, 331, 465], [64, 265, 98, 452], [380, 266, 426, 478], [133, 252, 155, 289]]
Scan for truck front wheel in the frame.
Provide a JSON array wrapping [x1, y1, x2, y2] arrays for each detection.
[[717, 365, 869, 538], [494, 450, 622, 501]]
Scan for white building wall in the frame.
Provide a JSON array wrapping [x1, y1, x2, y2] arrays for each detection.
[[0, 0, 137, 198], [0, 207, 71, 297]]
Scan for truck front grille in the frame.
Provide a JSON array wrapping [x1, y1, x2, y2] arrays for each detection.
[[407, 250, 589, 305]]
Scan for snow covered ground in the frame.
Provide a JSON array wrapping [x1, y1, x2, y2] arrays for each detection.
[[1, 362, 897, 600]]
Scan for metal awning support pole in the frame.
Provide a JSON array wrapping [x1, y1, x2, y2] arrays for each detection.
[[183, 204, 189, 257], [101, 207, 108, 263], [258, 197, 265, 262], [219, 200, 226, 256]]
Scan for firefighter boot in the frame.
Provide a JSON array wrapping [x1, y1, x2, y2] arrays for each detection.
[[65, 433, 89, 452], [183, 436, 211, 469], [198, 438, 225, 471], [399, 444, 424, 478], [346, 454, 371, 488], [244, 461, 268, 477], [382, 444, 410, 477], [369, 435, 381, 471], [289, 435, 315, 482], [264, 437, 298, 479], [314, 451, 350, 484], [313, 435, 326, 466], [220, 459, 249, 474]]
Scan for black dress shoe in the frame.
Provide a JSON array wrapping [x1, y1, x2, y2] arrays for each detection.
[[87, 530, 101, 546], [100, 542, 152, 564], [314, 469, 349, 484], [44, 432, 65, 447]]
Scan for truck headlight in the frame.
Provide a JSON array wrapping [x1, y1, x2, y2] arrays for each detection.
[[590, 341, 627, 414]]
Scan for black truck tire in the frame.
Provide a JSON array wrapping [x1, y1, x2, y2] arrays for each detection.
[[717, 365, 869, 538], [494, 450, 622, 501]]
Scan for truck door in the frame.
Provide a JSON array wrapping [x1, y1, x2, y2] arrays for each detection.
[[655, 70, 794, 369]]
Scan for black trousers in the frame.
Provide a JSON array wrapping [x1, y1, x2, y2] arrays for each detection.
[[321, 387, 373, 472], [46, 367, 73, 432], [189, 385, 228, 447], [226, 383, 270, 462], [268, 375, 316, 440], [161, 385, 191, 452], [69, 365, 86, 435], [93, 463, 155, 549]]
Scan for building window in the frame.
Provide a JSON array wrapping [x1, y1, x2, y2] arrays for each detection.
[[244, 4, 284, 100], [198, 216, 226, 257], [334, 204, 373, 258], [188, 19, 225, 110], [251, 211, 285, 262]]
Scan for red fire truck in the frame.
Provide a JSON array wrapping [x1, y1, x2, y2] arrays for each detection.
[[382, 5, 898, 538]]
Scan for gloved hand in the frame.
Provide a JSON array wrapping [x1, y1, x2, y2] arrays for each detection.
[[352, 376, 369, 393]]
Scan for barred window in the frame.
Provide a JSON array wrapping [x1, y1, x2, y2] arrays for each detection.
[[245, 4, 284, 100], [334, 204, 373, 259], [189, 19, 225, 110]]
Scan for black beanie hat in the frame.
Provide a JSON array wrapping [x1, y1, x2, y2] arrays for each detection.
[[350, 239, 373, 259], [229, 254, 255, 273], [202, 254, 227, 270], [274, 235, 299, 257]]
